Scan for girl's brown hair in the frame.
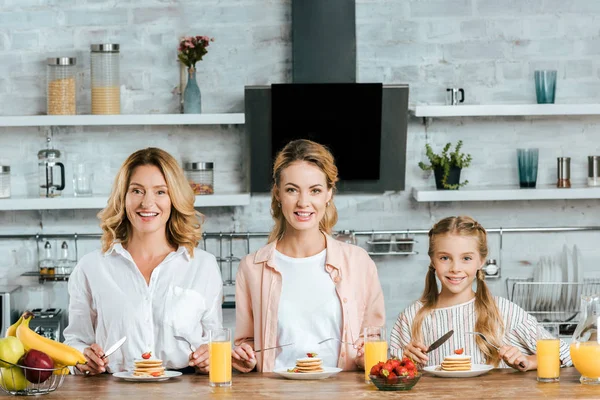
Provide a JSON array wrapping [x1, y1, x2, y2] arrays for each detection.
[[410, 216, 504, 366], [268, 139, 339, 242], [98, 147, 203, 256]]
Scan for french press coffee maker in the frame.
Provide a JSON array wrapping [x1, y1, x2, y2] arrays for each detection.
[[38, 133, 65, 197]]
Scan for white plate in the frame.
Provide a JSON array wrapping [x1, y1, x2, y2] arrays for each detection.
[[112, 370, 182, 382], [565, 245, 574, 309], [573, 244, 584, 306], [423, 364, 494, 378], [273, 367, 342, 380]]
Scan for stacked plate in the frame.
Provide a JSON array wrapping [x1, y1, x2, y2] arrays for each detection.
[[530, 245, 584, 318]]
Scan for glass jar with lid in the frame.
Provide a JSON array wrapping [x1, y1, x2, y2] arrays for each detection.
[[185, 162, 214, 195], [90, 43, 120, 114], [0, 165, 10, 199], [46, 57, 77, 115]]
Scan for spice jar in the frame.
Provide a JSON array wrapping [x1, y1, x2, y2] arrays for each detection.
[[47, 57, 77, 115], [185, 162, 214, 195], [0, 165, 10, 198], [91, 44, 120, 114], [557, 157, 571, 188]]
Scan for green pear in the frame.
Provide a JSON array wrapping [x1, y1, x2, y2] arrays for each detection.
[[1, 367, 28, 391], [0, 337, 25, 368]]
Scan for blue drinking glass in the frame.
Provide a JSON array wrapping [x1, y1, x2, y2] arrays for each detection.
[[517, 148, 539, 188], [534, 70, 557, 104]]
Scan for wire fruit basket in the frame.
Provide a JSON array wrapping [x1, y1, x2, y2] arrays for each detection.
[[0, 358, 68, 396]]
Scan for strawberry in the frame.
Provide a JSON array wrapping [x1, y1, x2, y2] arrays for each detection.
[[404, 360, 416, 371], [141, 352, 152, 359], [386, 371, 398, 383], [390, 359, 401, 369], [370, 363, 382, 376], [398, 366, 408, 376], [306, 352, 318, 358], [150, 372, 162, 377], [454, 348, 464, 355], [382, 362, 394, 373]]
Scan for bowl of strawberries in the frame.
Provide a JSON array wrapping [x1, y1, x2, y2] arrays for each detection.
[[369, 356, 421, 391]]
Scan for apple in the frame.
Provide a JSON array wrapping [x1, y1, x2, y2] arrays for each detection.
[[19, 350, 54, 384], [0, 337, 25, 368], [0, 367, 28, 391]]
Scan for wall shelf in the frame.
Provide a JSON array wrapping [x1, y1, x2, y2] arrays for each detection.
[[21, 271, 70, 284], [0, 113, 245, 127], [410, 104, 600, 118], [0, 193, 251, 211], [412, 185, 600, 202]]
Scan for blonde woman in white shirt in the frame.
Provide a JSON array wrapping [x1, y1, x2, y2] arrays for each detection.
[[63, 147, 223, 375]]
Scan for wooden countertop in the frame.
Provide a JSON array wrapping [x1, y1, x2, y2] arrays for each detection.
[[14, 367, 597, 399]]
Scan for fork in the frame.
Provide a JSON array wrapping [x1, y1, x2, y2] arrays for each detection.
[[317, 338, 354, 346], [174, 335, 195, 352], [254, 343, 294, 353], [466, 332, 526, 369]]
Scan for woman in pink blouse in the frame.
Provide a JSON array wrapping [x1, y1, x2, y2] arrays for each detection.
[[232, 139, 385, 373]]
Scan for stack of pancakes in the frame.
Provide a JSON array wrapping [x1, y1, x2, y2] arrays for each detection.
[[292, 357, 324, 373], [440, 354, 472, 371], [133, 358, 165, 377]]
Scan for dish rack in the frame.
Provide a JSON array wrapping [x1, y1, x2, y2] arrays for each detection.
[[506, 278, 600, 334]]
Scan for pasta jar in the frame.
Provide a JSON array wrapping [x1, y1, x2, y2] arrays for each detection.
[[0, 165, 10, 198], [90, 43, 120, 114], [46, 57, 77, 115], [185, 162, 214, 195]]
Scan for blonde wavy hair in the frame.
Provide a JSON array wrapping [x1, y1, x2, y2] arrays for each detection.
[[268, 139, 339, 243], [410, 216, 504, 367], [98, 147, 203, 256]]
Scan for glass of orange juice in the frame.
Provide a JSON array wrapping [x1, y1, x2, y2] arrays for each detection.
[[536, 324, 560, 383], [364, 326, 388, 384], [209, 328, 232, 387]]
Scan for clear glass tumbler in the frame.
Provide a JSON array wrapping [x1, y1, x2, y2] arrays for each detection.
[[364, 326, 387, 384], [209, 328, 232, 387], [536, 324, 560, 382]]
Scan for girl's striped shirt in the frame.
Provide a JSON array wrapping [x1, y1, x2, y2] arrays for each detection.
[[390, 296, 572, 368]]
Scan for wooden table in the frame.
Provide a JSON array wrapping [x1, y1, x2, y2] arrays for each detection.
[[7, 368, 597, 399]]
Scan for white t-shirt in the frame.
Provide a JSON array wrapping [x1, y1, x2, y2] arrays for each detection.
[[273, 249, 342, 370]]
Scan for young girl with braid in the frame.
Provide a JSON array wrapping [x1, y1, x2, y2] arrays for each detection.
[[390, 216, 572, 371]]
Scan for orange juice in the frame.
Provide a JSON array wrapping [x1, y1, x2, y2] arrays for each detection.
[[209, 341, 232, 385], [365, 340, 388, 382], [570, 342, 600, 379], [537, 339, 560, 381]]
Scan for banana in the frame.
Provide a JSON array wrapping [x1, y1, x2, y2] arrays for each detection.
[[52, 364, 70, 375], [5, 316, 23, 338], [16, 316, 86, 367], [5, 311, 34, 337]]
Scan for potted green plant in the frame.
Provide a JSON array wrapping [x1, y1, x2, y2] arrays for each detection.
[[418, 140, 472, 190]]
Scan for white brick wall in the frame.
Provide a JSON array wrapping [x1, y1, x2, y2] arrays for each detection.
[[1, 0, 600, 332]]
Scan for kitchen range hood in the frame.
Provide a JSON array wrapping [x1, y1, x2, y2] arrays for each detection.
[[245, 0, 409, 193]]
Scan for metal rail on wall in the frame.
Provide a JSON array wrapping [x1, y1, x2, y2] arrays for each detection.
[[6, 226, 600, 284]]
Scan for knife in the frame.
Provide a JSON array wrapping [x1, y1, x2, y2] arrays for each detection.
[[101, 336, 127, 359], [425, 330, 454, 353]]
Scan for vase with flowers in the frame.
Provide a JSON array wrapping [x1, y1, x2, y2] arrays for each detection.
[[178, 35, 214, 114]]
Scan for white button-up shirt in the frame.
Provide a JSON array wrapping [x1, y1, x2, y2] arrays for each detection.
[[63, 243, 223, 372]]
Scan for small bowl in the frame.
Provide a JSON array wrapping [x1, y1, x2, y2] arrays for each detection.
[[369, 373, 422, 391]]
